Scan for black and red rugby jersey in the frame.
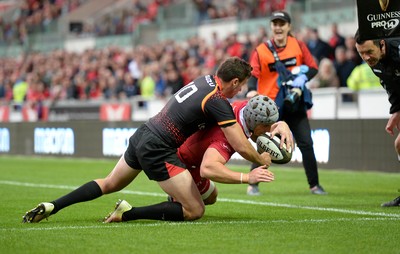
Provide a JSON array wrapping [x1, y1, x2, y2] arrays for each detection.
[[146, 75, 237, 147]]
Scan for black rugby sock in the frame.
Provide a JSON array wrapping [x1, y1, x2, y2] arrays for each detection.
[[50, 181, 103, 214], [122, 201, 184, 221]]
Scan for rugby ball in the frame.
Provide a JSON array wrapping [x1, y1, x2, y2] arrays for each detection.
[[256, 133, 292, 164]]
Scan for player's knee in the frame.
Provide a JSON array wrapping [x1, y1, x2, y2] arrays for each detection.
[[203, 189, 218, 205], [204, 196, 217, 205], [184, 204, 205, 221], [99, 179, 120, 194]]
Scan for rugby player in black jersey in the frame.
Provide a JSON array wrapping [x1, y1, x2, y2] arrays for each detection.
[[22, 57, 275, 223]]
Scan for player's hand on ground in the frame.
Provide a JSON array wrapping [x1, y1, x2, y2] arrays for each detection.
[[270, 121, 294, 153], [248, 165, 274, 184], [260, 152, 272, 168]]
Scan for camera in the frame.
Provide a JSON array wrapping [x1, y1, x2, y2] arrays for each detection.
[[284, 87, 302, 106], [282, 79, 302, 107]]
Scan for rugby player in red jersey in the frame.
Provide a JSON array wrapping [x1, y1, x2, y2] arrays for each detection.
[[176, 95, 292, 205]]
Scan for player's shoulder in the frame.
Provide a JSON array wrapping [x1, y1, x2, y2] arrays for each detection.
[[231, 99, 248, 110], [193, 75, 216, 88], [386, 38, 400, 60]]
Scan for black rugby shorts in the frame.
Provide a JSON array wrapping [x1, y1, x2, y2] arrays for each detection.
[[124, 124, 187, 181]]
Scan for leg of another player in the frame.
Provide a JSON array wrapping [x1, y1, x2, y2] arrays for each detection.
[[114, 170, 205, 222], [51, 155, 140, 215], [381, 133, 400, 207], [247, 163, 261, 196], [158, 170, 205, 220]]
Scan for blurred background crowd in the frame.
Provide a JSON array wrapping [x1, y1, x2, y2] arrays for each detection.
[[0, 0, 380, 114]]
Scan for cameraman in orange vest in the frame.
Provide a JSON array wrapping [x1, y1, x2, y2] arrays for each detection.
[[246, 11, 327, 195]]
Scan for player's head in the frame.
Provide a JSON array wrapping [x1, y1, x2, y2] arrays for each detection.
[[216, 57, 252, 83], [216, 57, 253, 98], [354, 29, 385, 67], [243, 95, 279, 133]]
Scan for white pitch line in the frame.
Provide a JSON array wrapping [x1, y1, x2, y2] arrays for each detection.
[[217, 198, 400, 218], [2, 180, 400, 218], [3, 217, 400, 232]]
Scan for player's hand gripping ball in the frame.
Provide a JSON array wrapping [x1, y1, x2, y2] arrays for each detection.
[[256, 132, 292, 164]]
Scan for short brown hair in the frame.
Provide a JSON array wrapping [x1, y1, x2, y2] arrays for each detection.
[[216, 57, 253, 83]]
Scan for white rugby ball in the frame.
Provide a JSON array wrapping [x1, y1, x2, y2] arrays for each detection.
[[256, 133, 292, 164]]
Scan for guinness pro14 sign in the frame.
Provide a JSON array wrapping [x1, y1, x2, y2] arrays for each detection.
[[357, 0, 400, 40]]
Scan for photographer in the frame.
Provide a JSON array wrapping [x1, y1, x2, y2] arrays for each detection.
[[246, 11, 326, 195]]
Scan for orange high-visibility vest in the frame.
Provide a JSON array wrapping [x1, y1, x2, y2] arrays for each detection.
[[256, 36, 304, 100]]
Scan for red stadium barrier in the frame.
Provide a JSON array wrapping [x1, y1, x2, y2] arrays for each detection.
[[100, 103, 131, 121], [0, 106, 9, 122]]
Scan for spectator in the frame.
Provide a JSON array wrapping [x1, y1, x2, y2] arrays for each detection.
[[345, 35, 363, 65], [346, 62, 381, 91], [140, 65, 156, 99], [12, 74, 29, 109], [26, 79, 49, 119], [226, 33, 244, 58], [0, 79, 13, 104], [193, 0, 212, 25], [333, 46, 356, 101], [103, 76, 121, 100], [328, 23, 345, 52], [147, 0, 164, 22], [121, 72, 139, 98], [308, 58, 340, 89], [306, 27, 333, 63], [255, 25, 268, 45], [128, 55, 142, 84], [165, 68, 184, 96]]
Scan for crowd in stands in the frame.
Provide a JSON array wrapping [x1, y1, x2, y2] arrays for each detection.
[[193, 0, 291, 25], [0, 0, 87, 46], [0, 1, 382, 120], [298, 24, 381, 103], [0, 0, 293, 42], [78, 0, 293, 36], [89, 0, 173, 37], [0, 28, 265, 109]]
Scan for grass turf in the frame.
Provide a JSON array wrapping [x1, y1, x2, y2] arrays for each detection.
[[0, 156, 399, 254]]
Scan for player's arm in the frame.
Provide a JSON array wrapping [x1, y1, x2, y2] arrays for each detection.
[[386, 111, 400, 136], [220, 122, 271, 167], [200, 147, 274, 184]]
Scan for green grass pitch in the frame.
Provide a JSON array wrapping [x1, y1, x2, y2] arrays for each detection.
[[0, 156, 399, 254]]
